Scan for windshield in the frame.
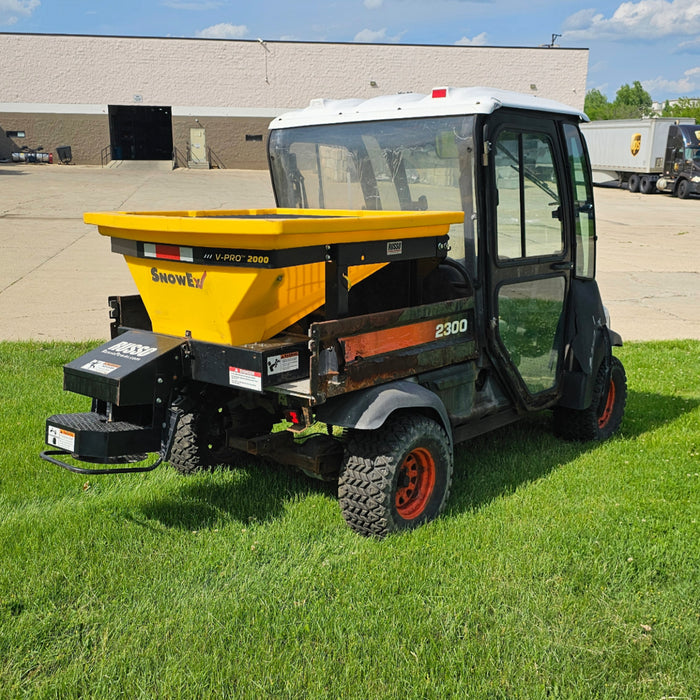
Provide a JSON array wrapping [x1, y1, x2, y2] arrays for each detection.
[[268, 116, 477, 265]]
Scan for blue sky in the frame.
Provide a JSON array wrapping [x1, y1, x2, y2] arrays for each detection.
[[3, 0, 700, 103]]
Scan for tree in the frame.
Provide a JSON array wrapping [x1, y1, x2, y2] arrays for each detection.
[[584, 81, 654, 120], [661, 97, 700, 123], [613, 81, 653, 118], [584, 88, 611, 120]]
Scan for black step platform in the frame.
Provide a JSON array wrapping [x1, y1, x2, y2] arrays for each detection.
[[46, 412, 161, 461]]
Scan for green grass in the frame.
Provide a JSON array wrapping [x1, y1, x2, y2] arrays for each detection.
[[0, 340, 698, 699]]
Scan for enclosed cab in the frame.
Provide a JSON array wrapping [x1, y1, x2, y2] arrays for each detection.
[[268, 87, 623, 421], [43, 87, 626, 537]]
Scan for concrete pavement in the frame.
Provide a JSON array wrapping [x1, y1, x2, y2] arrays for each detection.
[[0, 163, 698, 342]]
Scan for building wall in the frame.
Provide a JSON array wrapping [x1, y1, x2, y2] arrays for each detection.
[[172, 116, 271, 170], [0, 33, 589, 167], [1, 110, 109, 164]]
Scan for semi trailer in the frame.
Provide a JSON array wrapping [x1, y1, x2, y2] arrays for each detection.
[[43, 87, 626, 537], [581, 117, 700, 197]]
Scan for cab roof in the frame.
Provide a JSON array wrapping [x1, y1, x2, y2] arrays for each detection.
[[269, 86, 588, 130]]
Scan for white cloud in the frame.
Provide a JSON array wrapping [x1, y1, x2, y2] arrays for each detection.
[[563, 0, 700, 41], [678, 37, 700, 54], [364, 0, 383, 8], [0, 0, 39, 26], [642, 66, 700, 95], [353, 27, 403, 43], [455, 32, 488, 46], [196, 22, 249, 39]]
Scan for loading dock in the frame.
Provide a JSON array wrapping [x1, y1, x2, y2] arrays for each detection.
[[108, 105, 173, 161]]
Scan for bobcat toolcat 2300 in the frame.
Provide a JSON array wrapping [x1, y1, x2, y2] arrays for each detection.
[[43, 87, 626, 537]]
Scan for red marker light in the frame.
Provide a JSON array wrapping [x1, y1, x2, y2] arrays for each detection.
[[432, 88, 448, 99]]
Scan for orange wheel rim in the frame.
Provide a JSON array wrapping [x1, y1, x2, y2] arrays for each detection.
[[395, 447, 437, 520], [598, 379, 616, 428]]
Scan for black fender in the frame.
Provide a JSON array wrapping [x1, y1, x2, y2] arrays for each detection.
[[608, 327, 623, 347], [315, 380, 454, 450]]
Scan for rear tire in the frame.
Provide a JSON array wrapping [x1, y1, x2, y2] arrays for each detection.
[[554, 356, 627, 442], [628, 174, 640, 193], [169, 409, 224, 475], [169, 390, 273, 474], [338, 414, 453, 537]]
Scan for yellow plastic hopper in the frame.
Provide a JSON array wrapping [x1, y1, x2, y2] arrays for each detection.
[[84, 208, 464, 345]]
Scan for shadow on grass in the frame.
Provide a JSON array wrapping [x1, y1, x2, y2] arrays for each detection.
[[138, 458, 333, 531], [449, 388, 698, 513], [139, 388, 697, 531]]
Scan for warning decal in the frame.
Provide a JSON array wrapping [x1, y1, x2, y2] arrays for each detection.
[[229, 366, 262, 392], [81, 359, 121, 375], [266, 352, 300, 376], [48, 425, 76, 453]]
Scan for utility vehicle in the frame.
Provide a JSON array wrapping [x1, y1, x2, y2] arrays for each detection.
[[43, 87, 626, 537]]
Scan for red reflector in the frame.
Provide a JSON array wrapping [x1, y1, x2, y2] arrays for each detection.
[[432, 88, 447, 99], [156, 244, 182, 261], [287, 410, 301, 424]]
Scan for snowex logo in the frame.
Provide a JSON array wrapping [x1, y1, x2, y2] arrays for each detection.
[[150, 267, 207, 289]]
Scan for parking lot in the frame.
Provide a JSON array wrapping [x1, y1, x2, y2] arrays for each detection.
[[1, 163, 698, 342]]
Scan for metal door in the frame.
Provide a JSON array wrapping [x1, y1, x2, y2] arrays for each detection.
[[189, 127, 207, 165]]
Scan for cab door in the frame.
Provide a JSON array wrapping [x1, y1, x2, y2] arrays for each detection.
[[484, 113, 572, 407]]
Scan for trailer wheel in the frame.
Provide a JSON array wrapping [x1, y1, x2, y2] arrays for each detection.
[[554, 356, 627, 442], [639, 176, 655, 194], [338, 414, 453, 537], [628, 174, 640, 193], [677, 179, 691, 199]]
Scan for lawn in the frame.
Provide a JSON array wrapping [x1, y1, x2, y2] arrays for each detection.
[[0, 340, 698, 699]]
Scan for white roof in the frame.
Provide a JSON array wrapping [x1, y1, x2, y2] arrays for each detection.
[[269, 86, 587, 129]]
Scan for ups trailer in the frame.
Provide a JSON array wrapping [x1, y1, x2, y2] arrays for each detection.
[[581, 117, 700, 198], [43, 87, 626, 537]]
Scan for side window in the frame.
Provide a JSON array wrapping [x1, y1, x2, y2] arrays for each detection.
[[495, 129, 563, 261], [563, 124, 596, 279]]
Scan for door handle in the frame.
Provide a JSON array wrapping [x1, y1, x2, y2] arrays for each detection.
[[550, 261, 573, 270]]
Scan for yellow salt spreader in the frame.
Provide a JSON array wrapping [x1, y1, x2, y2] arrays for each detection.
[[83, 207, 459, 345], [42, 207, 471, 495]]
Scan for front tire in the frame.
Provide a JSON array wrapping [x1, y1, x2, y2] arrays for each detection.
[[554, 356, 627, 442], [338, 414, 453, 537], [677, 179, 691, 199]]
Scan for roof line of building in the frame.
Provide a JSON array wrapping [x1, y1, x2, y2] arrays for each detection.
[[0, 31, 588, 51]]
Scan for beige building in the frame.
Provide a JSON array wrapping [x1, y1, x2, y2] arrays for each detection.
[[0, 33, 588, 169]]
